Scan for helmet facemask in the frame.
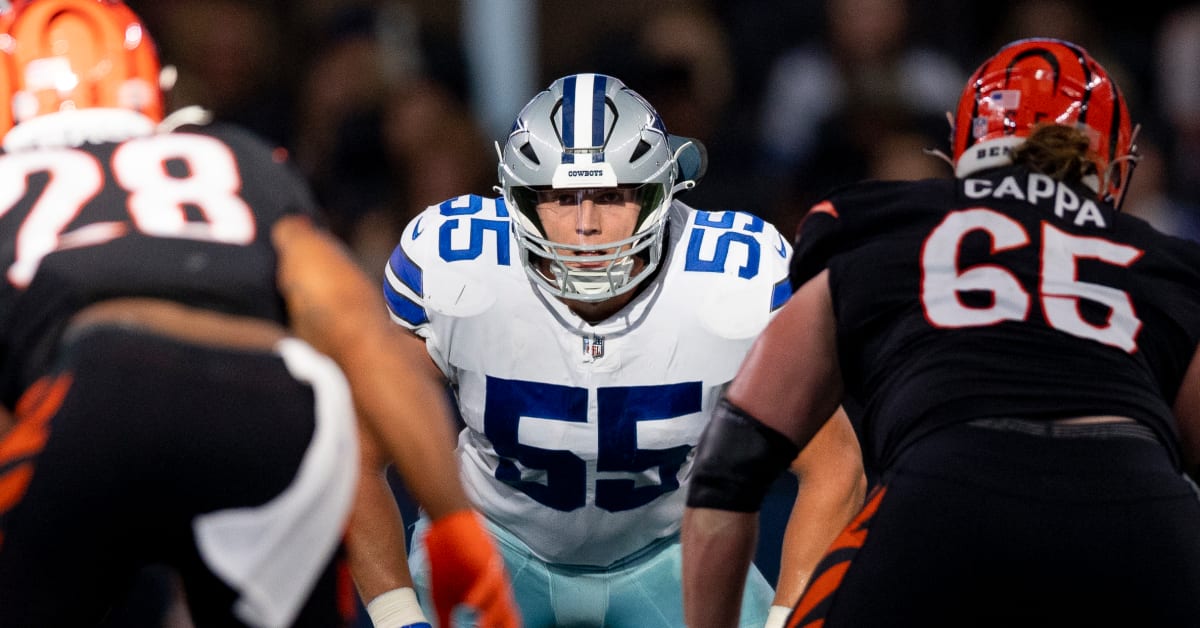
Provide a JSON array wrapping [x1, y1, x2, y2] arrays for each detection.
[[498, 73, 688, 303], [507, 182, 669, 302]]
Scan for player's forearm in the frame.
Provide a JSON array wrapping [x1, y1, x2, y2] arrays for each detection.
[[682, 507, 759, 628], [772, 472, 865, 607], [346, 464, 416, 602], [774, 410, 867, 607], [271, 217, 474, 520], [346, 423, 422, 600], [346, 470, 436, 628], [310, 318, 471, 520], [348, 329, 468, 521]]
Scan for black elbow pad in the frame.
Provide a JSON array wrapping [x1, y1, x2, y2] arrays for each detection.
[[687, 397, 800, 512]]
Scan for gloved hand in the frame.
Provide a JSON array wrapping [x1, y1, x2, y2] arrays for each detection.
[[423, 509, 520, 628]]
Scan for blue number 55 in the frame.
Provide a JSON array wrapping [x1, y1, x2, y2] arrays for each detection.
[[484, 377, 701, 512]]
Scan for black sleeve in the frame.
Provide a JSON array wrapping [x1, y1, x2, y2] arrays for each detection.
[[790, 202, 843, 290]]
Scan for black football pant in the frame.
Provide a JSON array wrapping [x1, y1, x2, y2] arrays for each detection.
[[0, 326, 355, 627], [790, 419, 1200, 627]]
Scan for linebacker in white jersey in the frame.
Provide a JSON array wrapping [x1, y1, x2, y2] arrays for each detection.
[[352, 73, 865, 628]]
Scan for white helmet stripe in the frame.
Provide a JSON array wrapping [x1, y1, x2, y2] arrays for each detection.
[[560, 73, 608, 164]]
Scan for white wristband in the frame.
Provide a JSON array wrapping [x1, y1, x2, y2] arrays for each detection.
[[366, 587, 430, 628], [764, 604, 792, 628]]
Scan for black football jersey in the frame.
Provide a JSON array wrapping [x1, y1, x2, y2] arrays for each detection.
[[0, 123, 322, 406], [793, 166, 1200, 472]]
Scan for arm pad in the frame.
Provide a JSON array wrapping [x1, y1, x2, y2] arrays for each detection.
[[687, 396, 800, 512]]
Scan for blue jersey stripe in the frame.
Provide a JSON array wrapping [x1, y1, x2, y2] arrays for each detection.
[[384, 286, 429, 327], [771, 276, 793, 311], [384, 243, 428, 326], [387, 244, 423, 295]]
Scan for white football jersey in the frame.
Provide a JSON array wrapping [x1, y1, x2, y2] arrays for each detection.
[[384, 195, 792, 566]]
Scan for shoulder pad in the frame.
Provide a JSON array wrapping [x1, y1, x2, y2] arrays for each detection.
[[385, 196, 508, 327], [674, 207, 792, 338]]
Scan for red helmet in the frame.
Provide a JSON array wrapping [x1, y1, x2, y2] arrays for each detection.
[[952, 38, 1136, 207], [0, 0, 164, 135]]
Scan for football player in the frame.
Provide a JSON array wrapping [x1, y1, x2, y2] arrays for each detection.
[[357, 73, 865, 627], [0, 2, 517, 626], [683, 37, 1200, 626]]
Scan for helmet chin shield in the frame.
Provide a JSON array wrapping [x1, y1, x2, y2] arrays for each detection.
[[498, 73, 697, 302]]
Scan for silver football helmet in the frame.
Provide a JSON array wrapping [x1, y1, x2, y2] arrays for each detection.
[[497, 73, 702, 302]]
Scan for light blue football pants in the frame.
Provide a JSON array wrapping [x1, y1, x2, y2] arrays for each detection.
[[407, 515, 773, 627]]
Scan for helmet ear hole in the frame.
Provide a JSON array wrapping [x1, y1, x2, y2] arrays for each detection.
[[519, 142, 539, 164], [630, 139, 652, 162]]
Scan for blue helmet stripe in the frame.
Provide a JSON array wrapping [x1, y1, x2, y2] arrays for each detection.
[[591, 74, 607, 163], [560, 74, 577, 164]]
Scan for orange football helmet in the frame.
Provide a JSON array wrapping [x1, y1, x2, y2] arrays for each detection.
[[0, 0, 164, 135], [952, 38, 1137, 208]]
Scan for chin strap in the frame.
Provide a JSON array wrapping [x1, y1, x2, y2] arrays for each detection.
[[158, 105, 213, 133], [1103, 123, 1143, 212], [923, 147, 954, 169]]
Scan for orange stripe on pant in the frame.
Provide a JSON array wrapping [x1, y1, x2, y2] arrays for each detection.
[[0, 374, 74, 546], [788, 485, 888, 628]]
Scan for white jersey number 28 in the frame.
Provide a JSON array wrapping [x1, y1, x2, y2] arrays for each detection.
[[0, 134, 255, 289]]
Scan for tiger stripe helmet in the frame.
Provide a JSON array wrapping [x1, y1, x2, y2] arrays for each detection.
[[952, 38, 1136, 208], [0, 0, 164, 135]]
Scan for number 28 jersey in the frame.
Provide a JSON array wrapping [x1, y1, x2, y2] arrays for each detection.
[[385, 196, 792, 566], [0, 123, 320, 407], [792, 166, 1200, 473]]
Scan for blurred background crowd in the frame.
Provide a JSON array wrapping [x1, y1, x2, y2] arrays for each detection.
[[122, 0, 1200, 281], [124, 0, 1200, 279], [103, 0, 1198, 624]]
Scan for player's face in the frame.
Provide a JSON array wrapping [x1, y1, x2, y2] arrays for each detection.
[[534, 187, 642, 268]]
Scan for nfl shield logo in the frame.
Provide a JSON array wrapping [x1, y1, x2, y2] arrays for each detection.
[[583, 335, 605, 358]]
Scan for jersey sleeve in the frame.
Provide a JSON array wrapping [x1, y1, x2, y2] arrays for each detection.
[[383, 205, 440, 337], [790, 199, 844, 289], [382, 195, 511, 382], [762, 218, 795, 314], [682, 207, 794, 339]]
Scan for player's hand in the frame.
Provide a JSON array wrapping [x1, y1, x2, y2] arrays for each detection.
[[423, 509, 520, 628]]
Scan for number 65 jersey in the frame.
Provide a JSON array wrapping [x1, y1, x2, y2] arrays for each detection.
[[385, 195, 792, 566], [791, 166, 1200, 476]]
